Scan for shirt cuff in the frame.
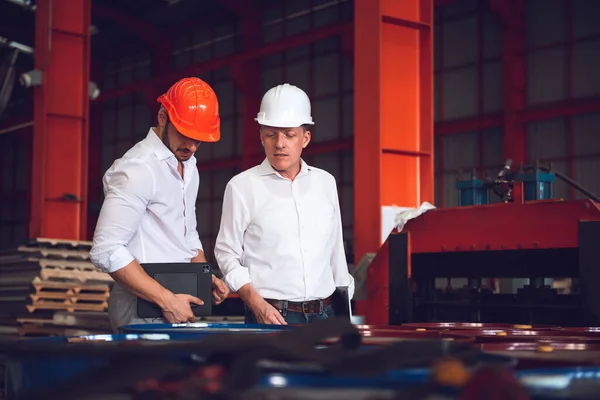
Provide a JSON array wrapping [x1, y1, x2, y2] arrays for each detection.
[[224, 267, 251, 293], [347, 275, 355, 300], [92, 246, 135, 273]]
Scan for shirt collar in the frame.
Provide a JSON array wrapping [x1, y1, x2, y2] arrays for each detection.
[[144, 128, 196, 166], [257, 157, 312, 179], [145, 128, 173, 161]]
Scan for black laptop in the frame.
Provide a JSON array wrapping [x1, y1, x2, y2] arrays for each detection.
[[137, 262, 213, 319]]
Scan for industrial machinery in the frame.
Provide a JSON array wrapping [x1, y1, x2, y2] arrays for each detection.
[[456, 160, 559, 206], [364, 161, 600, 327]]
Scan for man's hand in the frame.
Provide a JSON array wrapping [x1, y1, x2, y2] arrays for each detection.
[[250, 299, 288, 325], [160, 292, 204, 324], [236, 283, 287, 325], [212, 275, 229, 305]]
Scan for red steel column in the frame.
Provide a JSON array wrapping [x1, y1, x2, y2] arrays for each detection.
[[354, 0, 434, 266], [30, 0, 91, 240], [492, 0, 527, 165]]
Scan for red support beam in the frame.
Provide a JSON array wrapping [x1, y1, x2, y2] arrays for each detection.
[[434, 96, 600, 136], [435, 114, 504, 135], [354, 0, 434, 306], [30, 0, 91, 240], [96, 21, 353, 103], [491, 0, 527, 165]]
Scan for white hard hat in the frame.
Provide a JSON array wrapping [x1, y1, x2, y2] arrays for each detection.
[[255, 83, 314, 128]]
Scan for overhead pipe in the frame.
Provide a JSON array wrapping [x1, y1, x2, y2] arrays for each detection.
[[4, 0, 36, 11], [0, 36, 34, 54]]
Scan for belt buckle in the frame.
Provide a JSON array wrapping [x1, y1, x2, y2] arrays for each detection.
[[301, 301, 309, 313]]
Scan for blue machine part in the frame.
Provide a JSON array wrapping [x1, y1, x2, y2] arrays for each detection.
[[517, 170, 555, 201], [517, 366, 600, 399], [4, 328, 516, 399], [456, 178, 489, 206], [4, 327, 289, 399], [4, 333, 212, 398], [119, 322, 294, 334], [256, 368, 432, 391]]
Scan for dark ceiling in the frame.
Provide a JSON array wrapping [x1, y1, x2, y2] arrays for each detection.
[[0, 0, 234, 70], [0, 0, 239, 120]]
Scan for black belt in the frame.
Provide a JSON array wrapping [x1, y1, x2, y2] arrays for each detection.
[[265, 297, 331, 314]]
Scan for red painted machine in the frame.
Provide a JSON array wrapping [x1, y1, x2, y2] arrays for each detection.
[[360, 167, 600, 327]]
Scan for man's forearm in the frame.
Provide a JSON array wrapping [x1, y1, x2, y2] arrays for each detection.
[[237, 283, 264, 310], [110, 260, 173, 308]]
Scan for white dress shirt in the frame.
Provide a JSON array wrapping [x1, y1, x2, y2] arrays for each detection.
[[90, 128, 203, 330], [214, 158, 354, 303]]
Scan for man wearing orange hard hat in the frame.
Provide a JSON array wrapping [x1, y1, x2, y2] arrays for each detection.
[[90, 77, 229, 332]]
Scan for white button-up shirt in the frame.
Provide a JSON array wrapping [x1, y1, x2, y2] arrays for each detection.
[[89, 128, 203, 330], [214, 158, 354, 302], [90, 128, 203, 273]]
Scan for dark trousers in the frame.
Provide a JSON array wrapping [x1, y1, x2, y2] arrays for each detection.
[[244, 303, 335, 324]]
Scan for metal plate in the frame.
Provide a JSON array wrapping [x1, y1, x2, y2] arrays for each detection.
[[400, 322, 558, 331], [357, 329, 476, 344], [119, 322, 293, 334], [518, 366, 600, 399], [482, 342, 600, 352], [444, 329, 600, 343], [553, 327, 600, 334]]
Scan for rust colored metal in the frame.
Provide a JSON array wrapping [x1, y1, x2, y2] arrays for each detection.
[[445, 329, 600, 344], [481, 342, 600, 369], [400, 322, 558, 331], [321, 328, 475, 346], [400, 199, 600, 254]]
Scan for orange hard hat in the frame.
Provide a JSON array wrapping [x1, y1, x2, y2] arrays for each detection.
[[157, 77, 220, 142]]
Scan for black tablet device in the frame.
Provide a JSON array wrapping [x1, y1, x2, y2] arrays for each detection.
[[137, 262, 213, 319]]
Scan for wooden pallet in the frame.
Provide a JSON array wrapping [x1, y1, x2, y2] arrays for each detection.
[[32, 276, 110, 294], [39, 266, 113, 283], [16, 246, 91, 261], [34, 237, 93, 249], [38, 259, 98, 272], [27, 299, 107, 313], [30, 292, 109, 303]]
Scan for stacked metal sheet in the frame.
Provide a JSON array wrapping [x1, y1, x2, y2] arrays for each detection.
[[0, 237, 113, 337]]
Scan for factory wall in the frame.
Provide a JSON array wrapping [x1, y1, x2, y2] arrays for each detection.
[[1, 0, 600, 265], [0, 127, 31, 247], [435, 0, 600, 207]]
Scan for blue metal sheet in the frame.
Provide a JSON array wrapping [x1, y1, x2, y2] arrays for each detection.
[[517, 366, 600, 399], [4, 330, 515, 399], [256, 368, 431, 389], [119, 322, 294, 334], [4, 333, 208, 398]]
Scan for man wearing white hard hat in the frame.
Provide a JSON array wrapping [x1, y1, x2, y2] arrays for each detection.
[[214, 83, 354, 325]]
